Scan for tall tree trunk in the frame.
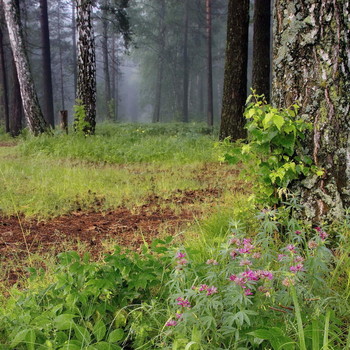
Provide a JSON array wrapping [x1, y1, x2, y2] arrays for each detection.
[[111, 33, 118, 121], [152, 0, 166, 123], [76, 0, 96, 134], [39, 0, 55, 127], [0, 26, 9, 133], [273, 0, 350, 222], [252, 0, 271, 102], [206, 0, 213, 127], [10, 56, 22, 136], [182, 0, 189, 123], [72, 2, 77, 95], [219, 0, 250, 141], [2, 0, 49, 135], [57, 0, 65, 110], [101, 0, 111, 119]]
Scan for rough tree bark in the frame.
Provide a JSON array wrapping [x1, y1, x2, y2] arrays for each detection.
[[252, 0, 271, 102], [39, 0, 55, 127], [10, 56, 22, 136], [206, 0, 213, 127], [2, 0, 49, 135], [219, 0, 250, 141], [76, 0, 96, 134], [152, 0, 166, 123], [273, 0, 350, 222]]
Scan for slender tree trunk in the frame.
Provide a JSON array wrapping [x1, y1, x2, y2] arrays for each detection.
[[111, 33, 118, 121], [2, 0, 49, 135], [57, 0, 65, 110], [101, 0, 111, 119], [182, 0, 189, 123], [252, 0, 271, 102], [219, 0, 250, 141], [39, 0, 55, 127], [76, 0, 96, 134], [206, 0, 213, 127], [273, 0, 350, 222], [0, 27, 9, 133], [72, 2, 77, 95], [10, 57, 22, 136], [153, 0, 166, 123]]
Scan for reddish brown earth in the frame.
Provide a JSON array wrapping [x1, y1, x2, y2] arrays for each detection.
[[0, 187, 231, 286]]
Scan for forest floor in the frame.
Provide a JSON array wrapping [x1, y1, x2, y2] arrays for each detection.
[[0, 149, 245, 287]]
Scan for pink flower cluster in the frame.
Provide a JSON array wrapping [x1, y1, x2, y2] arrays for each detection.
[[315, 227, 329, 240], [229, 269, 273, 296], [176, 297, 191, 308], [206, 259, 219, 265], [198, 284, 218, 296], [175, 251, 188, 268], [229, 236, 260, 261]]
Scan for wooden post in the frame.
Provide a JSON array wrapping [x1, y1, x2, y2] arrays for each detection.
[[59, 110, 68, 134]]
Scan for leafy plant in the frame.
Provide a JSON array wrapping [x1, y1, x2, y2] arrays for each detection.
[[73, 100, 91, 135], [221, 92, 321, 204]]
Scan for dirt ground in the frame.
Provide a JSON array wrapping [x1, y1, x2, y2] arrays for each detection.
[[0, 187, 228, 286]]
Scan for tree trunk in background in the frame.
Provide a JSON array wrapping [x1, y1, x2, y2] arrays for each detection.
[[72, 2, 77, 95], [182, 0, 189, 123], [2, 0, 49, 135], [57, 0, 65, 110], [153, 0, 166, 123], [273, 0, 350, 222], [10, 57, 22, 136], [219, 0, 249, 140], [252, 0, 271, 102], [76, 0, 96, 134], [206, 0, 213, 127], [39, 0, 55, 127], [0, 27, 9, 133], [102, 0, 112, 119], [111, 33, 118, 121]]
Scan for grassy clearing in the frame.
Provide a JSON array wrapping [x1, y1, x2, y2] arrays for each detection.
[[0, 123, 236, 219]]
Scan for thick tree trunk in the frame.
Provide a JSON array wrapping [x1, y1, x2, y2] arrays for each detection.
[[219, 0, 249, 141], [252, 0, 271, 102], [0, 27, 9, 133], [206, 0, 213, 127], [152, 0, 166, 123], [2, 0, 49, 135], [76, 0, 96, 134], [39, 0, 55, 127], [182, 0, 189, 123], [273, 0, 350, 222]]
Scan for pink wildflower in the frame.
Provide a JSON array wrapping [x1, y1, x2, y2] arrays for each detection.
[[242, 270, 259, 281], [282, 277, 295, 287], [199, 284, 209, 292], [252, 252, 261, 259], [229, 237, 241, 245], [290, 263, 304, 273], [239, 259, 252, 266], [286, 244, 296, 253], [258, 270, 274, 280], [308, 240, 318, 249], [294, 256, 305, 263], [244, 288, 253, 296], [278, 254, 287, 261], [176, 297, 191, 308], [165, 320, 177, 326], [176, 252, 186, 259], [206, 286, 218, 296], [175, 313, 183, 319], [295, 230, 302, 235], [230, 250, 238, 259], [206, 259, 219, 265]]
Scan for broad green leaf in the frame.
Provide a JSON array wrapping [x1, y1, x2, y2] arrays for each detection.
[[272, 114, 285, 131], [10, 329, 29, 348], [93, 319, 107, 342], [53, 314, 77, 331], [108, 329, 124, 343], [74, 325, 91, 344], [25, 329, 36, 350]]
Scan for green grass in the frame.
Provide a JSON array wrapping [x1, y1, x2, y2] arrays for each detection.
[[0, 123, 235, 219]]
